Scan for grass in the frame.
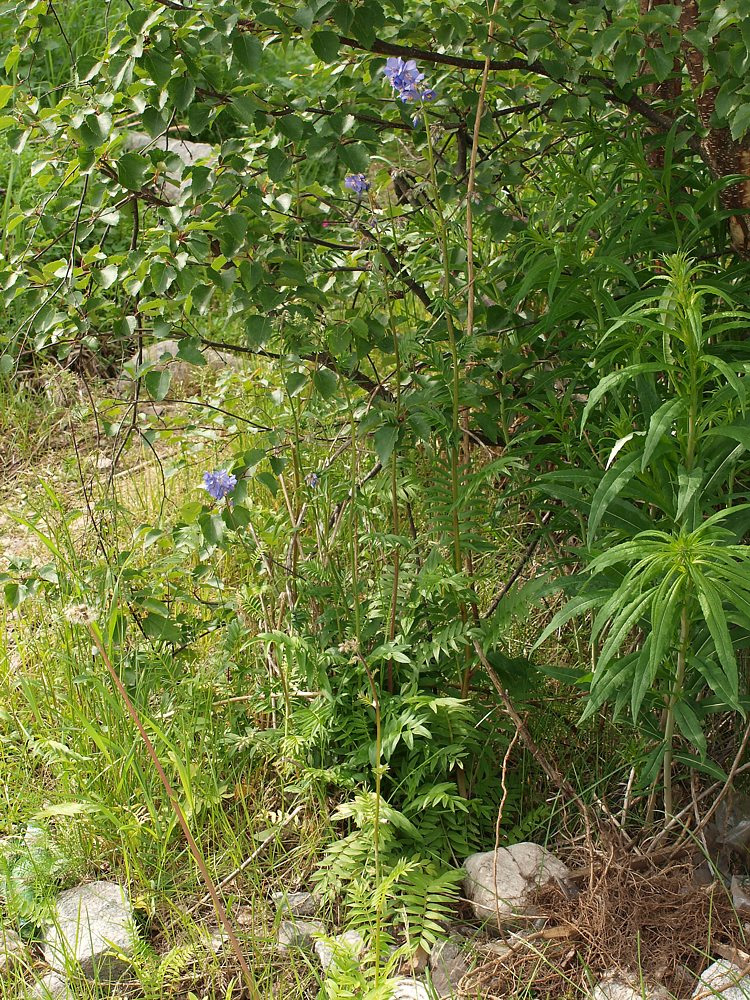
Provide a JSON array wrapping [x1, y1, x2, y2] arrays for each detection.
[[0, 368, 337, 997]]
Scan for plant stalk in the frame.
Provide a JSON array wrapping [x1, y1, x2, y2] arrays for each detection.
[[663, 604, 689, 819]]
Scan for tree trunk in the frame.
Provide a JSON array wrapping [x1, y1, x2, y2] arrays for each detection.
[[680, 0, 750, 254]]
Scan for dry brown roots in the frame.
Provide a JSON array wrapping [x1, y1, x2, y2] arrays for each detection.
[[460, 846, 747, 1000]]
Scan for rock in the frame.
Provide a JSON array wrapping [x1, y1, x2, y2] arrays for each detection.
[[590, 971, 669, 1000], [463, 842, 570, 927], [0, 925, 27, 971], [314, 929, 366, 973], [591, 977, 645, 1000], [272, 890, 323, 919], [119, 338, 242, 393], [693, 960, 750, 999], [591, 982, 641, 1000], [125, 132, 215, 169], [429, 937, 472, 997], [43, 881, 136, 982], [277, 918, 325, 953], [391, 977, 431, 999], [123, 133, 216, 202], [29, 972, 74, 999], [479, 939, 512, 959], [732, 876, 750, 914]]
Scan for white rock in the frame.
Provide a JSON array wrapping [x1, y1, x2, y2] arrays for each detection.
[[590, 971, 669, 1000], [693, 960, 750, 999], [0, 925, 27, 971], [119, 338, 242, 392], [429, 937, 471, 997], [277, 918, 325, 953], [591, 978, 646, 1000], [123, 133, 216, 202], [43, 881, 136, 982], [30, 972, 74, 999], [314, 929, 366, 973], [463, 841, 569, 927], [391, 977, 431, 999], [592, 983, 637, 1000], [272, 890, 323, 918], [125, 132, 215, 168]]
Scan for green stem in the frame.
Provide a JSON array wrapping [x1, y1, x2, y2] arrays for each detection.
[[358, 653, 383, 981], [423, 113, 461, 574], [663, 604, 689, 819]]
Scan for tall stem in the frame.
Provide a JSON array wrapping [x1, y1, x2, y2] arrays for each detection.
[[385, 235, 402, 695], [358, 652, 383, 980], [663, 604, 689, 818], [423, 118, 461, 574]]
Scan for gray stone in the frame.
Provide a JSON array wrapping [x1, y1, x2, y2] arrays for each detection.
[[479, 939, 512, 959], [693, 960, 750, 999], [272, 890, 323, 919], [119, 338, 242, 393], [277, 918, 325, 953], [429, 937, 472, 997], [591, 978, 645, 1000], [123, 133, 216, 202], [0, 925, 27, 971], [463, 842, 569, 927], [43, 881, 136, 982], [314, 929, 366, 973], [590, 971, 670, 1000], [391, 978, 431, 1000], [732, 877, 750, 915], [125, 132, 214, 168], [30, 972, 74, 999]]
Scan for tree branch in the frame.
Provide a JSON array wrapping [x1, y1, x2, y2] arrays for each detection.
[[200, 337, 392, 400], [338, 35, 539, 74]]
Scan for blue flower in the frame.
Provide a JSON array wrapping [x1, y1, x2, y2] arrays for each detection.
[[384, 57, 423, 94], [306, 472, 320, 488], [202, 469, 237, 502], [383, 57, 435, 104], [345, 173, 370, 195]]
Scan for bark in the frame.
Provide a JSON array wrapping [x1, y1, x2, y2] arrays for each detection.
[[639, 0, 682, 169], [680, 0, 750, 253]]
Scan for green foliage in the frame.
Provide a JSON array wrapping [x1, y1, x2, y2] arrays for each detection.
[[535, 256, 750, 805], [0, 825, 70, 936]]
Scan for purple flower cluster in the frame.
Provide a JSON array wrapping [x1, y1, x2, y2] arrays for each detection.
[[306, 471, 320, 488], [202, 469, 237, 502], [383, 57, 436, 104], [345, 173, 370, 195]]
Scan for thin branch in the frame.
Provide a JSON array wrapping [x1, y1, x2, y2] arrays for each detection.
[[338, 35, 540, 74], [199, 337, 392, 400], [483, 509, 553, 620], [473, 638, 599, 836], [187, 805, 305, 914]]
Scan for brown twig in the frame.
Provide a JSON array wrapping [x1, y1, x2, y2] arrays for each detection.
[[472, 639, 598, 843], [649, 719, 750, 852], [483, 509, 553, 619], [494, 726, 521, 927], [187, 805, 305, 914]]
